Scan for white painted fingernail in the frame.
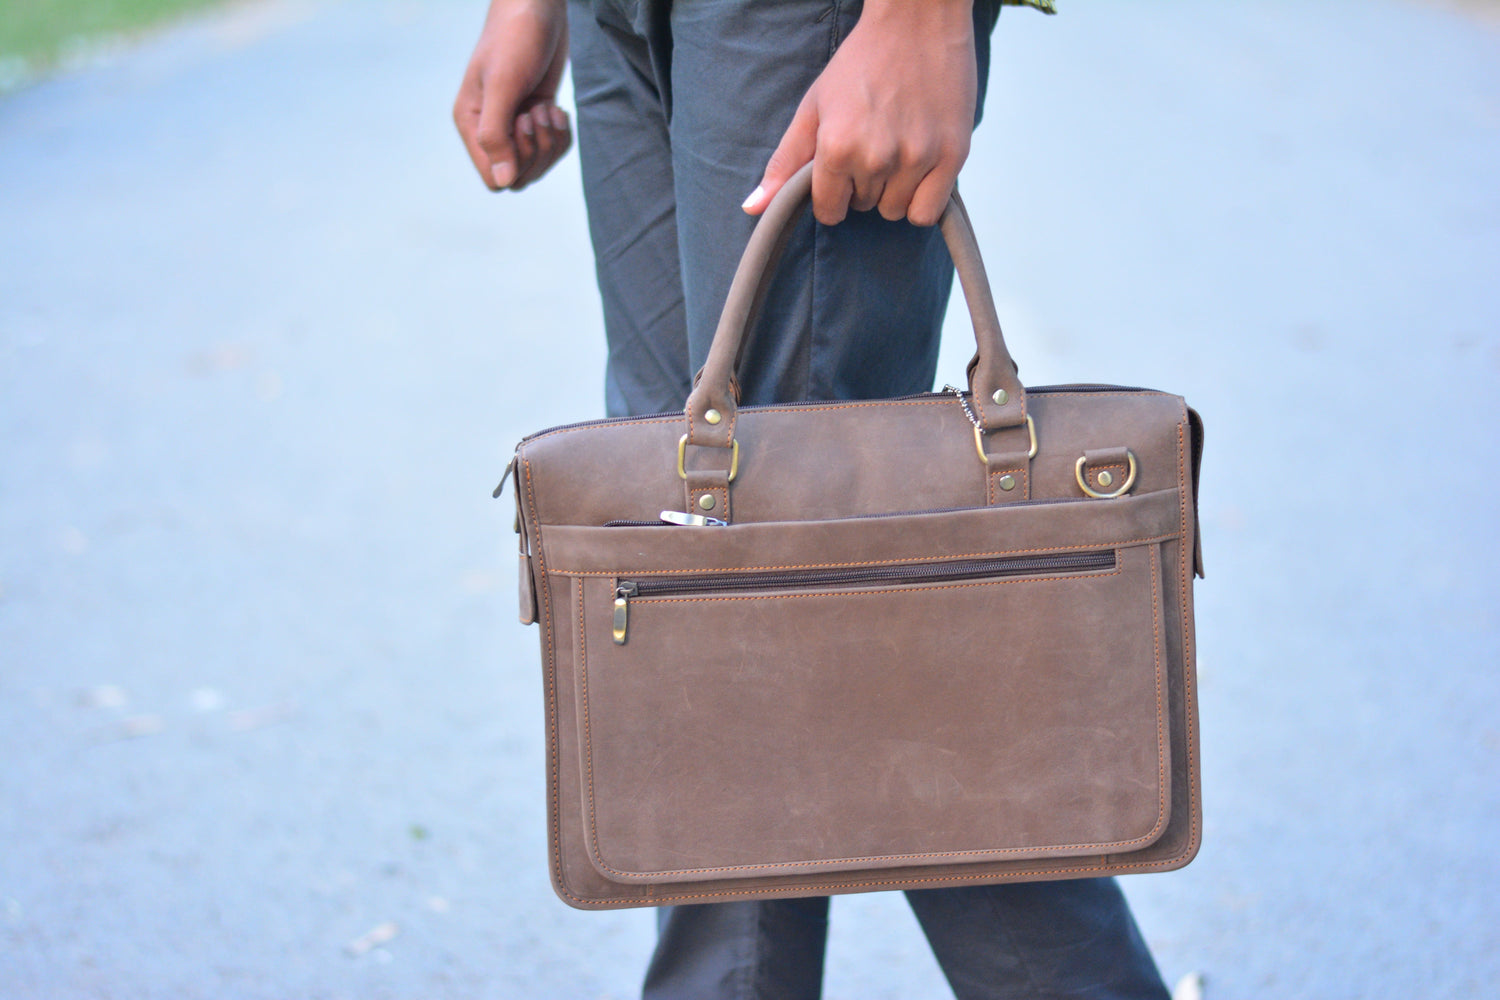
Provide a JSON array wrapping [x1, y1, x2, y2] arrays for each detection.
[[741, 185, 765, 210], [518, 115, 534, 136], [549, 106, 568, 131]]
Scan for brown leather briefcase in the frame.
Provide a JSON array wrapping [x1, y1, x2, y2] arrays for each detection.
[[502, 166, 1204, 909]]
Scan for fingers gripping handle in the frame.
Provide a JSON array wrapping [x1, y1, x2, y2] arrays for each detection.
[[684, 163, 1027, 448]]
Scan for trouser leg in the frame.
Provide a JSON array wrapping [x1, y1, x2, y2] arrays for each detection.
[[572, 4, 1166, 1000], [569, 0, 691, 417], [905, 880, 1170, 1000], [571, 12, 838, 991], [577, 0, 1004, 413], [643, 898, 830, 1000]]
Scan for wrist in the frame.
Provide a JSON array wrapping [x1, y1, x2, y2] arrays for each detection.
[[485, 0, 565, 27], [858, 0, 974, 37]]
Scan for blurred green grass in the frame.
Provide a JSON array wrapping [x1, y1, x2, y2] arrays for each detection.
[[1, 0, 224, 72]]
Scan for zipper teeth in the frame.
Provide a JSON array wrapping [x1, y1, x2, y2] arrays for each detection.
[[625, 550, 1114, 598], [520, 385, 1163, 442], [835, 495, 1085, 522], [603, 493, 1105, 530]]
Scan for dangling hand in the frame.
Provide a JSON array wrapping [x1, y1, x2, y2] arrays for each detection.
[[453, 0, 572, 191]]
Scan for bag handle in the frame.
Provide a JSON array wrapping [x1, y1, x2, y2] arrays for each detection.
[[682, 163, 1028, 456]]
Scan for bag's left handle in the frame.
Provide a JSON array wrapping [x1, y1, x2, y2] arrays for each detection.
[[683, 163, 1027, 457]]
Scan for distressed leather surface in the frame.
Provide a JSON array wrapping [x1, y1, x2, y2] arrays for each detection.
[[509, 167, 1203, 908]]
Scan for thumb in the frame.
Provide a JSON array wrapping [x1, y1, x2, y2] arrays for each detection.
[[476, 70, 527, 188], [743, 96, 818, 215]]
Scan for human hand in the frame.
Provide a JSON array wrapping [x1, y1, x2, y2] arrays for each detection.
[[742, 0, 977, 227], [454, 0, 572, 191]]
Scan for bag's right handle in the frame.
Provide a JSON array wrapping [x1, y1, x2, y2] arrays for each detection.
[[683, 164, 1028, 454]]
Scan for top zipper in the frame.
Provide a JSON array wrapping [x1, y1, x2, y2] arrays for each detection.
[[518, 384, 1162, 444]]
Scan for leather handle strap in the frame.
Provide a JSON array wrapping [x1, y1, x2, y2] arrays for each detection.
[[684, 163, 1027, 449]]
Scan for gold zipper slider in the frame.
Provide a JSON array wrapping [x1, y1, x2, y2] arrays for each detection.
[[612, 582, 638, 645]]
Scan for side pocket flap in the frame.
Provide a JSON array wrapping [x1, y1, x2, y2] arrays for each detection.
[[519, 553, 538, 625]]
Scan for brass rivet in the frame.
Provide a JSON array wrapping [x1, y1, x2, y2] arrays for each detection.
[[705, 408, 722, 425], [998, 474, 1016, 492], [1098, 470, 1114, 487], [992, 389, 1008, 406], [697, 494, 717, 511]]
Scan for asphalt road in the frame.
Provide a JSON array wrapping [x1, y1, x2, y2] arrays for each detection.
[[2, 1, 1497, 997]]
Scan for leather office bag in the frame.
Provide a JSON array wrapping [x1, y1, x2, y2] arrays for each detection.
[[502, 167, 1204, 909]]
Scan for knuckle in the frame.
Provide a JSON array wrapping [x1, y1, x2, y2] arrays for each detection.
[[861, 153, 894, 179], [897, 136, 938, 169], [937, 133, 971, 166], [818, 136, 856, 172], [765, 148, 803, 179]]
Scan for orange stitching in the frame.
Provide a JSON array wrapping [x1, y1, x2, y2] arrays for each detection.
[[572, 549, 1169, 882], [562, 848, 1198, 906], [986, 465, 1027, 507], [590, 801, 1168, 875], [987, 465, 1021, 507], [684, 482, 729, 519], [576, 563, 1167, 881], [577, 577, 604, 888], [547, 532, 1177, 577], [523, 391, 1178, 446], [1174, 408, 1201, 853], [1088, 463, 1127, 488], [524, 452, 569, 897], [593, 826, 1170, 880], [1150, 543, 1167, 834], [537, 404, 1204, 905]]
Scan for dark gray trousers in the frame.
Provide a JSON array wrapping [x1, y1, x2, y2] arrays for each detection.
[[568, 2, 1172, 997]]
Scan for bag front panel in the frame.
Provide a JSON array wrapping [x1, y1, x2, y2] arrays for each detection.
[[568, 534, 1172, 883]]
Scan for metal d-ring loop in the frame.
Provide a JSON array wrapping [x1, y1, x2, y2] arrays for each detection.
[[973, 415, 1038, 466], [677, 434, 740, 482], [1075, 450, 1138, 498]]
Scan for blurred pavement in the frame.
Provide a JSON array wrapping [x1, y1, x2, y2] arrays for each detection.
[[1, 1, 1497, 997]]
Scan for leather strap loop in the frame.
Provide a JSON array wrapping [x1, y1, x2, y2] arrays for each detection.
[[684, 163, 1027, 447]]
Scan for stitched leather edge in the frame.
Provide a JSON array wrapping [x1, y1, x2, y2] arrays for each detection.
[[533, 404, 1205, 907], [546, 528, 1180, 577], [573, 555, 1169, 882], [523, 391, 1175, 446]]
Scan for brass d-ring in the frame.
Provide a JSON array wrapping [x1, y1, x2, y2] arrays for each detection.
[[678, 434, 740, 482], [1075, 450, 1138, 498], [974, 415, 1038, 466]]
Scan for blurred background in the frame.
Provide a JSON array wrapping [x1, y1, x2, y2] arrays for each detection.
[[2, 1, 1497, 997]]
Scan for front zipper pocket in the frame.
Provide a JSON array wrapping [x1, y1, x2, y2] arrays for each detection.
[[611, 550, 1115, 644], [569, 531, 1172, 883]]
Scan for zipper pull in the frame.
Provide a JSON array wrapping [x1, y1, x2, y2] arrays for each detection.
[[659, 510, 727, 527], [492, 456, 516, 499], [613, 581, 638, 645]]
